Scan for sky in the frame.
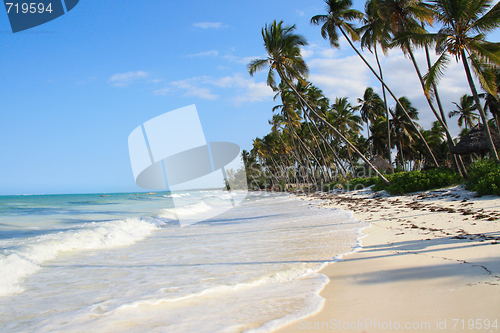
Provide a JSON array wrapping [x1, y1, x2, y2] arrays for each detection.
[[0, 0, 499, 195]]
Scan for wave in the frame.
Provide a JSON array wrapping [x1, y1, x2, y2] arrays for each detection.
[[163, 193, 191, 198], [157, 201, 213, 220], [0, 218, 160, 296]]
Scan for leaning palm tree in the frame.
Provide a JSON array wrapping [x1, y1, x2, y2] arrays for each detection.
[[424, 0, 500, 163], [483, 67, 500, 134], [383, 0, 470, 175], [248, 20, 390, 184], [328, 97, 363, 173], [358, 0, 392, 165], [311, 0, 439, 167], [449, 94, 480, 130]]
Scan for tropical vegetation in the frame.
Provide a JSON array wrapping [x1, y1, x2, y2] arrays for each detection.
[[243, 0, 500, 195]]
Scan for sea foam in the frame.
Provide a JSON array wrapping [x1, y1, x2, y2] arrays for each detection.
[[0, 218, 159, 296]]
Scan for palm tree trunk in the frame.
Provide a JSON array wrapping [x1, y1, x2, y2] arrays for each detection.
[[407, 46, 463, 172], [423, 45, 468, 177], [338, 26, 439, 167], [273, 130, 296, 184], [277, 69, 391, 185], [285, 116, 306, 184], [291, 125, 322, 184], [374, 44, 393, 170], [303, 120, 331, 183], [298, 99, 348, 178], [461, 49, 500, 164], [347, 146, 356, 175]]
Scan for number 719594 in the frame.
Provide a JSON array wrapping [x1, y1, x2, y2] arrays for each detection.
[[5, 2, 54, 14]]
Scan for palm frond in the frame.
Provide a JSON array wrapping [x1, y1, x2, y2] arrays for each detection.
[[310, 14, 327, 26], [468, 40, 500, 66], [248, 58, 268, 76], [469, 52, 498, 97], [391, 31, 438, 49], [341, 21, 360, 41], [423, 52, 450, 97], [472, 1, 500, 34]]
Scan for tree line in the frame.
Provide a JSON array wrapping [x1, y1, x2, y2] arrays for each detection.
[[243, 0, 500, 190]]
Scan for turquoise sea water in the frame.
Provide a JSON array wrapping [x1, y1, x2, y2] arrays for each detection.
[[0, 191, 365, 332]]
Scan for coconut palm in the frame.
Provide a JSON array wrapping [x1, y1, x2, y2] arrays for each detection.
[[483, 67, 500, 134], [249, 20, 391, 184], [329, 97, 363, 136], [368, 116, 390, 157], [311, 0, 439, 167], [358, 0, 393, 166], [357, 87, 385, 145], [449, 95, 480, 130], [272, 86, 318, 184], [424, 0, 500, 162], [328, 97, 363, 173], [382, 0, 472, 175], [391, 97, 421, 169], [295, 82, 343, 181]]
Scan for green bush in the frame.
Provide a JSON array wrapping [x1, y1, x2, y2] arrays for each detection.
[[372, 168, 463, 195], [466, 159, 500, 196]]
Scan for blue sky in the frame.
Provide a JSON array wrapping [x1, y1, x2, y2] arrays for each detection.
[[0, 0, 499, 195]]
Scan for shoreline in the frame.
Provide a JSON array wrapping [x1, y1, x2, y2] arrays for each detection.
[[274, 185, 500, 333]]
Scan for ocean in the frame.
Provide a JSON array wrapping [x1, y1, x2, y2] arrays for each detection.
[[0, 191, 366, 332]]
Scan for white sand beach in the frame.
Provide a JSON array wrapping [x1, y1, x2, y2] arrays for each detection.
[[276, 186, 500, 333]]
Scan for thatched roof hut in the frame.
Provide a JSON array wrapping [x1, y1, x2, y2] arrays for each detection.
[[364, 155, 393, 171], [450, 124, 500, 155]]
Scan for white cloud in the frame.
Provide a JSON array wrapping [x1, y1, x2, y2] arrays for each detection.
[[223, 54, 265, 65], [171, 78, 219, 100], [234, 81, 274, 104], [154, 74, 273, 105], [301, 44, 476, 135], [374, 49, 471, 133], [193, 22, 225, 29], [187, 50, 219, 58], [108, 71, 149, 87], [207, 74, 274, 104], [307, 55, 370, 100], [300, 46, 314, 59], [319, 48, 337, 58], [153, 87, 170, 96]]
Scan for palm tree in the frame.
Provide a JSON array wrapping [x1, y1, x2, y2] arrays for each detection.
[[248, 20, 391, 184], [368, 116, 390, 157], [328, 97, 363, 173], [299, 83, 348, 178], [311, 0, 439, 167], [391, 96, 421, 170], [425, 0, 500, 163], [378, 0, 472, 174], [483, 67, 500, 134], [358, 0, 392, 165], [330, 97, 362, 135], [357, 87, 385, 151], [449, 94, 480, 130]]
